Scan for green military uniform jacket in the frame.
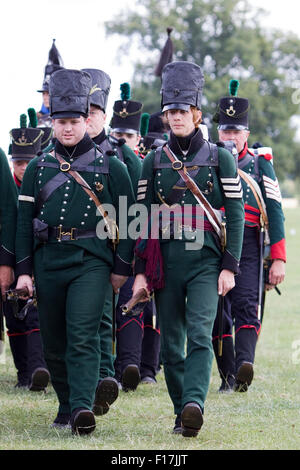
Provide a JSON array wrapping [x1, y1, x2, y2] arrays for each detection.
[[0, 148, 18, 267], [135, 129, 245, 275], [238, 143, 286, 261], [15, 134, 136, 277]]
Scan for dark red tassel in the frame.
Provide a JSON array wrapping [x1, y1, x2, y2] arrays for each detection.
[[135, 237, 165, 291]]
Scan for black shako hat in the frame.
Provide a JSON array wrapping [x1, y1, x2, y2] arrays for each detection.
[[37, 39, 64, 93], [10, 126, 43, 161], [161, 61, 204, 112], [81, 68, 111, 112], [110, 83, 143, 134], [215, 79, 249, 130], [49, 69, 92, 119]]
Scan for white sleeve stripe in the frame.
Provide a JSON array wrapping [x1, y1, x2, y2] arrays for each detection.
[[264, 181, 279, 190], [18, 195, 35, 203], [220, 176, 240, 184], [138, 179, 148, 186], [265, 186, 281, 195], [137, 186, 147, 193], [265, 190, 282, 200], [265, 193, 282, 203], [224, 191, 243, 198], [222, 183, 242, 191], [263, 175, 278, 185], [137, 194, 146, 200]]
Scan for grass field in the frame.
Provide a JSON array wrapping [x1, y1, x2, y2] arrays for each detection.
[[0, 208, 299, 451]]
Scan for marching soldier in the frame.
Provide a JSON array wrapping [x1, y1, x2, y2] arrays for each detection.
[[80, 67, 119, 417], [15, 68, 135, 435], [132, 61, 245, 436], [108, 83, 144, 391], [212, 80, 286, 392], [0, 145, 18, 360], [4, 112, 50, 391]]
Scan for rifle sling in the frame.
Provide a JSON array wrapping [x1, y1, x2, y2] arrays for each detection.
[[238, 169, 269, 229]]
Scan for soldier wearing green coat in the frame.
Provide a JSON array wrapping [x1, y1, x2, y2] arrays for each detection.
[[15, 69, 136, 435], [0, 148, 18, 294], [211, 80, 286, 393], [132, 61, 245, 437], [0, 147, 18, 359]]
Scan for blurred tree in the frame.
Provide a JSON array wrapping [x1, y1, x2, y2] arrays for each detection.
[[105, 0, 300, 180]]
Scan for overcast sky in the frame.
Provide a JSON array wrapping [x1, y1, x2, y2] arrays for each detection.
[[0, 0, 299, 153]]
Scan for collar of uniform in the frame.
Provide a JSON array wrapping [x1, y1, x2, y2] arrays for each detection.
[[55, 132, 94, 159], [13, 173, 22, 188], [169, 128, 204, 157], [92, 129, 106, 146], [238, 141, 250, 160]]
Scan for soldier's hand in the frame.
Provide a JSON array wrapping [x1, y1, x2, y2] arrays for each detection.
[[218, 269, 235, 296], [0, 265, 14, 300], [110, 273, 128, 294], [15, 275, 33, 299], [269, 259, 285, 286], [132, 274, 150, 301]]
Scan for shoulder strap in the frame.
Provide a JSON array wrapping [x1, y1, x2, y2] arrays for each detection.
[[163, 144, 225, 247], [238, 169, 268, 229], [55, 153, 119, 245]]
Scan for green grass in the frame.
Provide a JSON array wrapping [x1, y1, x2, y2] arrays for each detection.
[[1, 208, 299, 450]]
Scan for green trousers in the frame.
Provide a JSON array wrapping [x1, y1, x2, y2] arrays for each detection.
[[34, 244, 111, 414], [155, 241, 220, 415], [99, 290, 116, 380]]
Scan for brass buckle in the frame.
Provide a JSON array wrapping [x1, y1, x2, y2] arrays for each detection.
[[60, 161, 71, 172], [172, 160, 183, 171], [57, 225, 76, 241]]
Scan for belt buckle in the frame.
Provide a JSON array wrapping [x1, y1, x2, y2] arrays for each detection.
[[57, 225, 76, 241], [172, 160, 183, 171], [60, 161, 71, 172]]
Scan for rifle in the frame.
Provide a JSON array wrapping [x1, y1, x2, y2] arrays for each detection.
[[217, 295, 225, 357], [5, 287, 37, 321], [257, 223, 265, 322], [121, 288, 150, 317]]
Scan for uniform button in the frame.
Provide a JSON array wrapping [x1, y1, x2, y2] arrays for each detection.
[[40, 211, 43, 215], [89, 198, 92, 201], [157, 181, 161, 184], [64, 194, 69, 197], [95, 174, 99, 177], [61, 208, 65, 212], [159, 188, 163, 192], [60, 216, 64, 220], [87, 205, 91, 209], [39, 173, 42, 176], [63, 201, 67, 205], [67, 180, 71, 183], [38, 180, 42, 184], [84, 213, 88, 217], [81, 221, 85, 225], [157, 173, 161, 177]]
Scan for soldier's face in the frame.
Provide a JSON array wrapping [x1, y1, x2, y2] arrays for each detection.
[[218, 129, 250, 153], [166, 108, 197, 137], [13, 160, 29, 181], [87, 105, 106, 138], [53, 116, 87, 146], [42, 91, 50, 108], [111, 131, 140, 151]]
